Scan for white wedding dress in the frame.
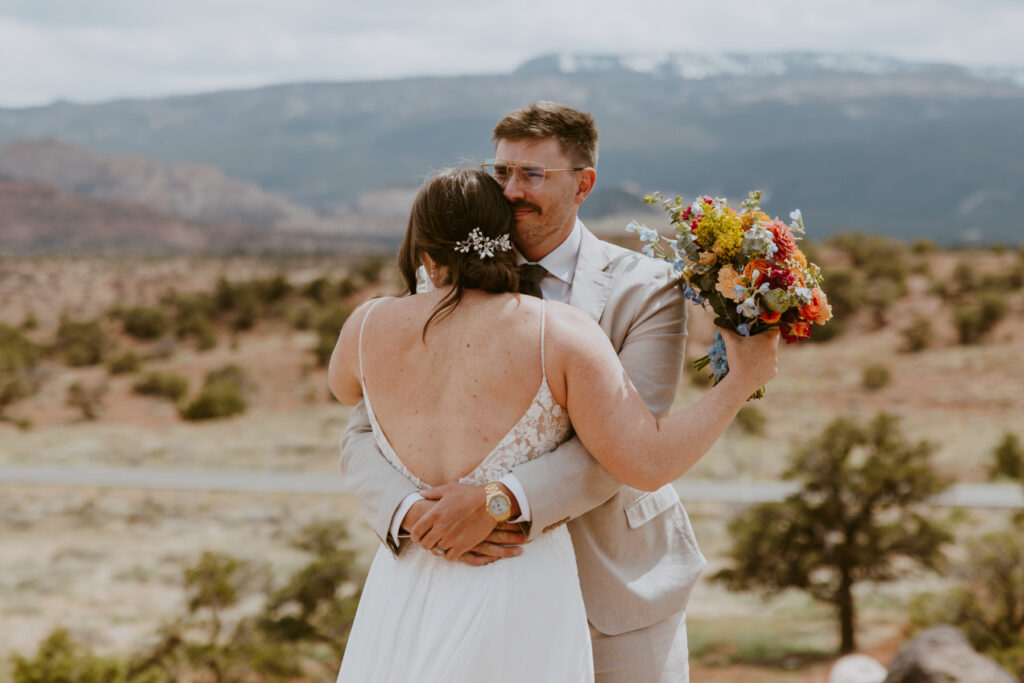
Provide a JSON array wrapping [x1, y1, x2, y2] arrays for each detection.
[[337, 299, 594, 682]]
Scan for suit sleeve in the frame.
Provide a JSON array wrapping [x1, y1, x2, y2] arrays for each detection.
[[338, 400, 420, 554], [511, 269, 688, 539]]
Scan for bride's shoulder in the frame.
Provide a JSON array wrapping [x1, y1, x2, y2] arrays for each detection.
[[544, 300, 605, 345]]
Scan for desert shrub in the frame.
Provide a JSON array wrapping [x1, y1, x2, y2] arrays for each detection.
[[355, 256, 388, 285], [989, 433, 1023, 481], [900, 316, 932, 353], [55, 319, 106, 366], [288, 302, 316, 331], [819, 269, 864, 320], [20, 311, 38, 331], [180, 365, 247, 421], [953, 291, 1009, 345], [118, 306, 170, 340], [337, 276, 358, 297], [67, 380, 108, 420], [909, 526, 1024, 675], [302, 277, 333, 305], [313, 304, 353, 366], [127, 521, 365, 682], [733, 404, 766, 436], [172, 294, 217, 350], [952, 260, 977, 292], [12, 628, 126, 683], [107, 351, 142, 375], [862, 364, 891, 390], [912, 238, 938, 255], [0, 324, 42, 419], [132, 372, 188, 402]]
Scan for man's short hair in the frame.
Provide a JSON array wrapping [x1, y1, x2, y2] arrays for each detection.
[[492, 101, 598, 168]]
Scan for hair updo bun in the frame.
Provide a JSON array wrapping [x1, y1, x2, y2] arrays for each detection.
[[397, 168, 521, 337]]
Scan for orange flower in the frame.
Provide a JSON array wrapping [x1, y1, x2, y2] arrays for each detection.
[[792, 249, 808, 269], [767, 219, 798, 260], [799, 288, 833, 325], [781, 321, 812, 343], [743, 258, 773, 286], [715, 264, 745, 301], [740, 210, 770, 230], [760, 310, 782, 324]]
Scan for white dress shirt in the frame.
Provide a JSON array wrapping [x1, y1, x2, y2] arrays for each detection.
[[388, 219, 584, 543]]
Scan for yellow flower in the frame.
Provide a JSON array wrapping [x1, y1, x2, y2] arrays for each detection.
[[694, 210, 744, 260], [716, 264, 746, 301]]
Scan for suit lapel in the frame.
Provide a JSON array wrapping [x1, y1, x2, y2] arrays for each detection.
[[569, 226, 615, 323]]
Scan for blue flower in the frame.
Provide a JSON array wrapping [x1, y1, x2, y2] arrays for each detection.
[[683, 285, 706, 305], [707, 331, 730, 381], [737, 323, 751, 337]]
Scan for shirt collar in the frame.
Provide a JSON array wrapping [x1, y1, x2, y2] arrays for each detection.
[[514, 218, 583, 286]]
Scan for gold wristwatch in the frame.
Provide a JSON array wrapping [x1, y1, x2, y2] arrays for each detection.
[[484, 482, 512, 522]]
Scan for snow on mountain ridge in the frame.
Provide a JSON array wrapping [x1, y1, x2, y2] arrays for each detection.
[[534, 52, 1021, 83]]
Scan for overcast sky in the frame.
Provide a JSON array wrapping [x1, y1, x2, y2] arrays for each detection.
[[2, 0, 1023, 108]]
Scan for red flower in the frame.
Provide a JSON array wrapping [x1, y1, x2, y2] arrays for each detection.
[[767, 219, 798, 261], [760, 310, 782, 324], [780, 321, 812, 344]]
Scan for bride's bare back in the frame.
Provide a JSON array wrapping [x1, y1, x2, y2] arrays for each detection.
[[331, 285, 779, 492], [335, 289, 548, 486]]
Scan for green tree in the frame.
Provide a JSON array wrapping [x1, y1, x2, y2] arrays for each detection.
[[12, 628, 126, 683], [713, 414, 952, 653]]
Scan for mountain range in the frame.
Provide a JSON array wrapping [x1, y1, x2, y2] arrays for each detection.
[[0, 51, 1022, 249]]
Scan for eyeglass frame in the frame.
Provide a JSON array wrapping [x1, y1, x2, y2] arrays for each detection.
[[480, 159, 588, 188]]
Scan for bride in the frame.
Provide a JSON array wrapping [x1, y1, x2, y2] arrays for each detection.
[[328, 168, 778, 682]]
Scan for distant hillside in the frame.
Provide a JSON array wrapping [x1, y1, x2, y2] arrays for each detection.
[[0, 139, 319, 230], [1, 52, 1022, 244], [0, 179, 388, 254]]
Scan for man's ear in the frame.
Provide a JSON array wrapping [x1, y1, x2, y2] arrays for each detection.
[[573, 168, 597, 206]]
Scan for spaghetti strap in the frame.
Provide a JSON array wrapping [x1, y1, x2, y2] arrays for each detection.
[[539, 300, 547, 382], [357, 298, 388, 386]]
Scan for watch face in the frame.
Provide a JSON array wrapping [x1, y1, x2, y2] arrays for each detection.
[[488, 496, 510, 516]]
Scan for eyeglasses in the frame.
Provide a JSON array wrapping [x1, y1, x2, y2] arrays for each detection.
[[481, 160, 586, 189]]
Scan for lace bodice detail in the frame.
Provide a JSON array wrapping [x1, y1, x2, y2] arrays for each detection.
[[358, 298, 571, 489]]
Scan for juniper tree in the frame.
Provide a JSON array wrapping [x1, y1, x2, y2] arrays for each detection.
[[714, 414, 952, 653]]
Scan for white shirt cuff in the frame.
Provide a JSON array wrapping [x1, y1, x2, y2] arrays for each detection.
[[389, 492, 424, 543], [499, 473, 531, 523]]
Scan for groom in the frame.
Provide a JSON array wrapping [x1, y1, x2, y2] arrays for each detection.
[[339, 101, 705, 682]]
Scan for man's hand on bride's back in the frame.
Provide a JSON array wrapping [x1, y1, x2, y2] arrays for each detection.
[[408, 482, 525, 565]]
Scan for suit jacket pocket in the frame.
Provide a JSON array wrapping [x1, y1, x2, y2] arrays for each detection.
[[624, 484, 680, 529]]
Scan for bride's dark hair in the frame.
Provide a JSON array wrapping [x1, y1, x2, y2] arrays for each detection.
[[398, 168, 520, 337]]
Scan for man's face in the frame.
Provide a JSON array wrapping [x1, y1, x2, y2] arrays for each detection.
[[493, 137, 591, 260]]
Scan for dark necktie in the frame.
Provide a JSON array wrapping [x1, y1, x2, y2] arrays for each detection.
[[518, 263, 548, 299]]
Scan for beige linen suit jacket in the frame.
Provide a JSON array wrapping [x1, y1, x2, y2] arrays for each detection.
[[338, 225, 707, 636]]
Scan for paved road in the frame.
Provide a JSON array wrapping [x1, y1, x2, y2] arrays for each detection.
[[3, 464, 1023, 509]]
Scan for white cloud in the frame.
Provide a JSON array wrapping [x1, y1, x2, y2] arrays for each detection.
[[1, 0, 1022, 107]]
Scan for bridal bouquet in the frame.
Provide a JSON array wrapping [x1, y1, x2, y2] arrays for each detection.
[[628, 191, 832, 398]]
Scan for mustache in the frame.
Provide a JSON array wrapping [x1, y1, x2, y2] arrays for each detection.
[[509, 201, 542, 214]]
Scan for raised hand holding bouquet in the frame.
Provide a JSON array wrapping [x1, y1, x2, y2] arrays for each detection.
[[629, 191, 832, 399]]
